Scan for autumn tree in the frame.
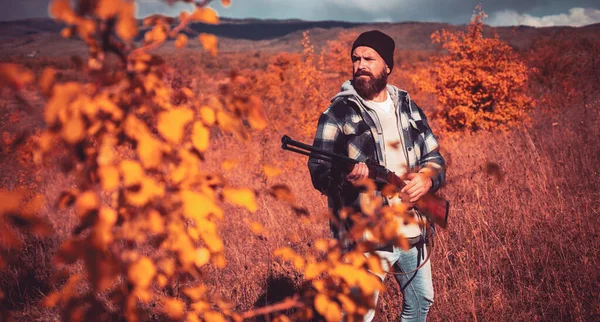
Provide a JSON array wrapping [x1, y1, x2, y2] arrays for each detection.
[[413, 5, 535, 131]]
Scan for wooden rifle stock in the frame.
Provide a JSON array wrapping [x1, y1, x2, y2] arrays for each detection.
[[282, 135, 449, 229]]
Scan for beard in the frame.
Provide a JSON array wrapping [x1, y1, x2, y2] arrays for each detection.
[[353, 69, 388, 100]]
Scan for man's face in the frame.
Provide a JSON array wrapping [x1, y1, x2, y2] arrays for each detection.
[[352, 46, 389, 100]]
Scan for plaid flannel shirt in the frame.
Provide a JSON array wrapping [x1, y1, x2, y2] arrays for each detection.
[[307, 80, 445, 240]]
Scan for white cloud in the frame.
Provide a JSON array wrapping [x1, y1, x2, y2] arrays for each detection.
[[488, 7, 600, 27]]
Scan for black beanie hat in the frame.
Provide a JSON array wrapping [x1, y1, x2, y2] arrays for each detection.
[[351, 30, 395, 74]]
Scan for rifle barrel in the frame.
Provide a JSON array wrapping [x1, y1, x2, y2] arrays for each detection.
[[281, 135, 358, 165]]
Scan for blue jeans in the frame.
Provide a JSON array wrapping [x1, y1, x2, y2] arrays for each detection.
[[363, 244, 434, 322]]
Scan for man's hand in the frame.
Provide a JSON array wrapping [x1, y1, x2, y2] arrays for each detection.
[[346, 162, 369, 183], [401, 172, 432, 202]]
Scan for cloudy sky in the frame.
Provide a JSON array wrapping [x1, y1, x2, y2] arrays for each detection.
[[3, 0, 600, 27]]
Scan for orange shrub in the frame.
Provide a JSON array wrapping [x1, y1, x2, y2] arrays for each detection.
[[412, 6, 535, 131]]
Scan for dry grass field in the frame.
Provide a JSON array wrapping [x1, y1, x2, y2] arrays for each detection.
[[0, 16, 599, 321]]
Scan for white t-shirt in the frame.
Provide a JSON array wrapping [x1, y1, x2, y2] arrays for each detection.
[[364, 92, 422, 238]]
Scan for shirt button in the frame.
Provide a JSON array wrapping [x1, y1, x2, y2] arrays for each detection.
[[408, 147, 413, 151]]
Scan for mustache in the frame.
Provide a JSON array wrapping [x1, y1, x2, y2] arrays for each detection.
[[354, 70, 373, 78]]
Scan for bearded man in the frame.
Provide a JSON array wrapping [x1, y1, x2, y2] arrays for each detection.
[[307, 30, 446, 321]]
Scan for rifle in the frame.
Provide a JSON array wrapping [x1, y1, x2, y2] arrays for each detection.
[[281, 135, 449, 229]]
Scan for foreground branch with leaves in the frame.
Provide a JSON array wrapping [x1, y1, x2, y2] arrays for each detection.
[[0, 0, 422, 321]]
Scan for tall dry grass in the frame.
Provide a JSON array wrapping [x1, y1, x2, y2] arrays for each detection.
[[1, 30, 599, 321]]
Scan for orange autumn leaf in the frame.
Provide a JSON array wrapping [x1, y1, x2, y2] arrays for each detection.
[[175, 34, 188, 48], [61, 114, 85, 144], [98, 165, 120, 191], [119, 160, 144, 186], [262, 165, 282, 178], [199, 33, 218, 57], [162, 297, 185, 320], [199, 106, 216, 126], [0, 63, 34, 90], [128, 257, 156, 288], [222, 188, 257, 213], [116, 3, 137, 41], [181, 190, 224, 220], [221, 160, 238, 171], [191, 7, 219, 24], [314, 294, 342, 322], [194, 248, 211, 268], [137, 135, 162, 169], [183, 284, 207, 301], [157, 108, 194, 144], [216, 110, 247, 139], [75, 191, 100, 218], [192, 121, 210, 152]]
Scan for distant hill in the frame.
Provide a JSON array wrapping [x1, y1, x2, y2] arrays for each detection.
[[0, 18, 598, 58]]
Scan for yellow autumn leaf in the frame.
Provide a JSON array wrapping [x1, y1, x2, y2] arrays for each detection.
[[75, 191, 99, 218], [314, 294, 342, 322], [98, 207, 117, 226], [183, 284, 207, 301], [222, 188, 257, 213], [157, 108, 193, 144], [201, 231, 224, 253], [180, 190, 224, 220], [304, 263, 322, 280], [249, 221, 263, 235], [198, 33, 218, 56], [162, 297, 185, 320], [147, 209, 164, 234], [366, 254, 384, 275], [157, 274, 168, 288], [137, 134, 162, 169], [125, 177, 165, 207], [45, 82, 81, 125], [119, 160, 144, 186], [61, 114, 85, 144], [262, 165, 282, 178], [212, 253, 226, 268], [356, 270, 383, 296], [199, 106, 216, 125], [221, 159, 238, 171], [98, 165, 120, 191], [337, 293, 357, 314], [195, 248, 211, 268], [216, 110, 247, 139], [128, 257, 156, 289], [191, 7, 219, 24], [192, 121, 209, 152]]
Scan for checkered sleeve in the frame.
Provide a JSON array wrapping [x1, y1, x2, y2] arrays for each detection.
[[307, 111, 343, 194], [414, 104, 446, 193]]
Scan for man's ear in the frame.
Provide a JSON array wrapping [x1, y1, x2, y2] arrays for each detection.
[[386, 65, 391, 75]]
